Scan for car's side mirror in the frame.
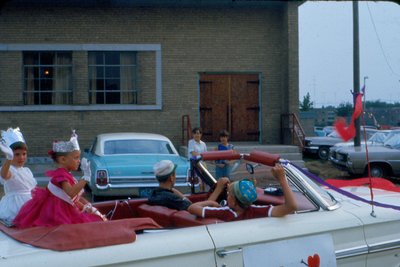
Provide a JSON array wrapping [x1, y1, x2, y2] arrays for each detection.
[[246, 163, 254, 174]]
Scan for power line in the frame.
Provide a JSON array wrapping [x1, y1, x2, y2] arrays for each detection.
[[366, 2, 400, 77]]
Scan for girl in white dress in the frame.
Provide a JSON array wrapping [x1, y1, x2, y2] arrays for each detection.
[[0, 128, 37, 224]]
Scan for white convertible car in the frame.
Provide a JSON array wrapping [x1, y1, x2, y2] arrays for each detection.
[[1, 150, 400, 267]]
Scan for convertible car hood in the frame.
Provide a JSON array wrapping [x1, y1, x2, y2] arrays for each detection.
[[336, 187, 399, 204], [326, 179, 400, 214]]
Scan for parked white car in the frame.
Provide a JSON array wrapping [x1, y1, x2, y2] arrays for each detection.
[[1, 150, 400, 267], [303, 128, 377, 160], [329, 130, 392, 170]]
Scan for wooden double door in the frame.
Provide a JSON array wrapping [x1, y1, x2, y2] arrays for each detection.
[[199, 73, 260, 142]]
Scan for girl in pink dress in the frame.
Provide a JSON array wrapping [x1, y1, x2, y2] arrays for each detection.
[[14, 131, 106, 229]]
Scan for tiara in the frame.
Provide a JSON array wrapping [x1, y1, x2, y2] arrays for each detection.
[[1, 127, 26, 147], [52, 130, 80, 153]]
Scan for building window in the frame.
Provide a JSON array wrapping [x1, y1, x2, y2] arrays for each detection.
[[23, 52, 72, 105], [88, 51, 138, 104]]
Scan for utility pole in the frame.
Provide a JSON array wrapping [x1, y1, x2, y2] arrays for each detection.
[[353, 1, 361, 147]]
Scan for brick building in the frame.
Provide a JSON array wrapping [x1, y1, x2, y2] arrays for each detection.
[[0, 0, 301, 156]]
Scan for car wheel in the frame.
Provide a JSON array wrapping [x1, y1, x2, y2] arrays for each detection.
[[318, 147, 330, 160], [368, 164, 386, 178]]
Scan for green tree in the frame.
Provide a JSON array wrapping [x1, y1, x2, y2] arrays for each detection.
[[300, 92, 314, 111], [336, 102, 353, 117]]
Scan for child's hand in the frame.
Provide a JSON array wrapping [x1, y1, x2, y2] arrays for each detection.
[[80, 158, 91, 182], [271, 164, 286, 183], [0, 142, 13, 160], [216, 177, 230, 188]]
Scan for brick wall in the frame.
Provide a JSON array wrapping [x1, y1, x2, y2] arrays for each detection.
[[0, 3, 299, 156]]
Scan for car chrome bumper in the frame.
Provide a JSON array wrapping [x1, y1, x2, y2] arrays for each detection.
[[95, 181, 190, 190], [303, 146, 319, 154], [329, 157, 348, 171], [346, 161, 362, 175]]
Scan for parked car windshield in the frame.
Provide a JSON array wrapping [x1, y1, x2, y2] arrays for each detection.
[[103, 139, 175, 155], [384, 133, 400, 149], [329, 129, 376, 140], [327, 131, 339, 138], [368, 131, 390, 143]]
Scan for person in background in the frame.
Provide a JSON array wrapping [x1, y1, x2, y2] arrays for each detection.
[[149, 159, 229, 210], [215, 129, 235, 179], [187, 127, 208, 191], [0, 128, 37, 225], [188, 127, 207, 158], [148, 160, 192, 210], [13, 130, 106, 229], [188, 164, 297, 221]]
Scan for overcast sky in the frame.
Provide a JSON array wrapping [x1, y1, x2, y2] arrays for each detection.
[[299, 1, 400, 108]]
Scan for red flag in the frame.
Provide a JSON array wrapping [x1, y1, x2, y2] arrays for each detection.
[[352, 93, 363, 119], [334, 94, 363, 142]]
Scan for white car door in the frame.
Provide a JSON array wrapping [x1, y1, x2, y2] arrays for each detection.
[[207, 209, 367, 267], [344, 197, 400, 267], [2, 226, 218, 267]]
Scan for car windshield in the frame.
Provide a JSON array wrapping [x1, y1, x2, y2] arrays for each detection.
[[327, 131, 339, 138], [368, 131, 390, 143], [227, 160, 337, 211], [384, 132, 400, 149], [329, 129, 376, 140], [288, 164, 338, 209], [103, 139, 175, 155]]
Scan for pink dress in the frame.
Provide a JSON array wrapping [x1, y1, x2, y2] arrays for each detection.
[[13, 168, 102, 229]]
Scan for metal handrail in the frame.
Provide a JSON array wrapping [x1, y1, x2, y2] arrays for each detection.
[[281, 113, 306, 149]]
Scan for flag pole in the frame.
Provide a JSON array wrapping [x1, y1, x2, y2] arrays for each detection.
[[363, 76, 368, 112], [353, 1, 361, 147]]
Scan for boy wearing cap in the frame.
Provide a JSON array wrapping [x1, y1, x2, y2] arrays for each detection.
[[188, 164, 297, 221], [148, 160, 192, 210], [149, 160, 229, 211]]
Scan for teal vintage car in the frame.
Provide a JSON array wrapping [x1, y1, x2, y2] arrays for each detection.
[[82, 132, 190, 200]]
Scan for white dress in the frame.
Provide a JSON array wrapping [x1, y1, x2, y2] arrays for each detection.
[[0, 165, 37, 223]]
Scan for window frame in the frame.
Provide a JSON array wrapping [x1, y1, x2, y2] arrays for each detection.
[[0, 44, 162, 111], [88, 51, 139, 105], [23, 51, 73, 105]]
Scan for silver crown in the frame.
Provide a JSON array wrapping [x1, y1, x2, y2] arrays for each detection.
[[52, 130, 80, 153], [1, 127, 26, 147]]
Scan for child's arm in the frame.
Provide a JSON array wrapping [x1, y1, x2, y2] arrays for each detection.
[[61, 157, 91, 199], [187, 200, 219, 217], [0, 142, 13, 180], [270, 164, 297, 217], [78, 196, 90, 205], [0, 159, 12, 180], [208, 177, 229, 202], [61, 179, 87, 199]]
